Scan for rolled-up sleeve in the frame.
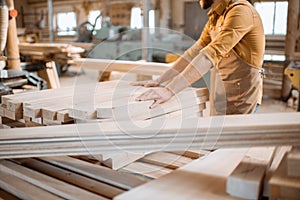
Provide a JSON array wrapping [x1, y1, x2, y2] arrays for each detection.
[[183, 22, 212, 61], [201, 5, 254, 66]]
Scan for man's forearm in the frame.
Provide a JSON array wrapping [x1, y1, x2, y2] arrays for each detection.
[[156, 56, 190, 84], [166, 53, 212, 94]]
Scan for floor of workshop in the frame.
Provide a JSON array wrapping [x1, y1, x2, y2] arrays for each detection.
[[59, 66, 297, 115]]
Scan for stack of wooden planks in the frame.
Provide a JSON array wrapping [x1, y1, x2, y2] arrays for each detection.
[[19, 43, 85, 66], [0, 80, 209, 125], [0, 150, 206, 199], [115, 146, 299, 200], [0, 156, 146, 200], [262, 61, 286, 99]]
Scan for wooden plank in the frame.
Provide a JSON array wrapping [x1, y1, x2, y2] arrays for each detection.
[[74, 58, 171, 76], [151, 103, 205, 120], [287, 147, 300, 177], [121, 161, 173, 179], [0, 113, 299, 159], [269, 154, 300, 200], [0, 169, 64, 200], [101, 152, 145, 170], [0, 160, 108, 200], [39, 156, 146, 190], [226, 147, 276, 199], [0, 189, 19, 200], [16, 158, 122, 199], [37, 62, 60, 89], [115, 148, 252, 200], [140, 152, 193, 170], [172, 150, 211, 159], [263, 146, 292, 198]]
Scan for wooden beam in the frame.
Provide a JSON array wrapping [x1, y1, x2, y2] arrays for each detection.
[[226, 147, 275, 199], [285, 0, 300, 60], [0, 169, 64, 200], [74, 58, 171, 76], [0, 113, 299, 158], [287, 147, 300, 177], [269, 154, 300, 200], [0, 160, 107, 200], [16, 158, 121, 199], [39, 156, 146, 190], [115, 148, 255, 200], [121, 162, 172, 179]]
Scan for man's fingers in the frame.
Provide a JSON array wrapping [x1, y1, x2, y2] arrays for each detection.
[[149, 99, 163, 109], [136, 90, 160, 101], [130, 81, 146, 86]]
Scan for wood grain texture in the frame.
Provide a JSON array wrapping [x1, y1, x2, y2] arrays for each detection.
[[0, 160, 107, 200], [269, 154, 300, 200], [287, 147, 300, 177], [39, 156, 146, 190], [0, 113, 299, 158], [115, 148, 252, 200], [226, 147, 276, 200]]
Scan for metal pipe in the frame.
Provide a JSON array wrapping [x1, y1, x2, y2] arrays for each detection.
[[142, 0, 152, 62], [0, 0, 8, 54], [48, 0, 54, 42]]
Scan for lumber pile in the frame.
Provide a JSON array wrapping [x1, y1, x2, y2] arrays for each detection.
[[115, 146, 300, 200], [262, 61, 286, 99], [0, 80, 208, 169], [0, 112, 299, 159], [19, 43, 85, 66], [0, 150, 205, 199], [0, 156, 146, 200], [0, 80, 209, 125]]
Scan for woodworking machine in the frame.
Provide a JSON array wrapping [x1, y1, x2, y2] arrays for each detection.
[[285, 61, 300, 111]]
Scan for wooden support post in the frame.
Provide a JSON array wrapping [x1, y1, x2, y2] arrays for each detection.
[[6, 0, 21, 70], [37, 62, 60, 89]]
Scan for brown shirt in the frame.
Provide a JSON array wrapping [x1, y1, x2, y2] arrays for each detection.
[[185, 0, 265, 69]]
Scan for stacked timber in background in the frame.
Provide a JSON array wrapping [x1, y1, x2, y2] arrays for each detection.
[[19, 43, 85, 66], [263, 61, 286, 99], [0, 80, 209, 126]]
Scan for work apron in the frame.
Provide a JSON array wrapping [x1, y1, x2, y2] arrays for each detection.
[[210, 50, 262, 115], [208, 15, 263, 115]]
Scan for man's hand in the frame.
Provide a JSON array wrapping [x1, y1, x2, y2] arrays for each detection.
[[130, 80, 160, 87], [136, 87, 174, 109]]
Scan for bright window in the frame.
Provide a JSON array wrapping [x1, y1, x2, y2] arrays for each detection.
[[149, 10, 155, 34], [254, 1, 288, 35], [130, 7, 155, 34], [130, 7, 142, 29], [57, 12, 77, 36], [88, 10, 101, 30]]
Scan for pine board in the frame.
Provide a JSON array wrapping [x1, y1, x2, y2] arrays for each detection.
[[226, 147, 276, 199], [115, 148, 251, 200], [0, 160, 107, 200], [39, 156, 146, 190], [269, 154, 300, 200]]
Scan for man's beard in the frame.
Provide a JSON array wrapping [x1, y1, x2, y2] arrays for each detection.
[[200, 0, 214, 9]]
